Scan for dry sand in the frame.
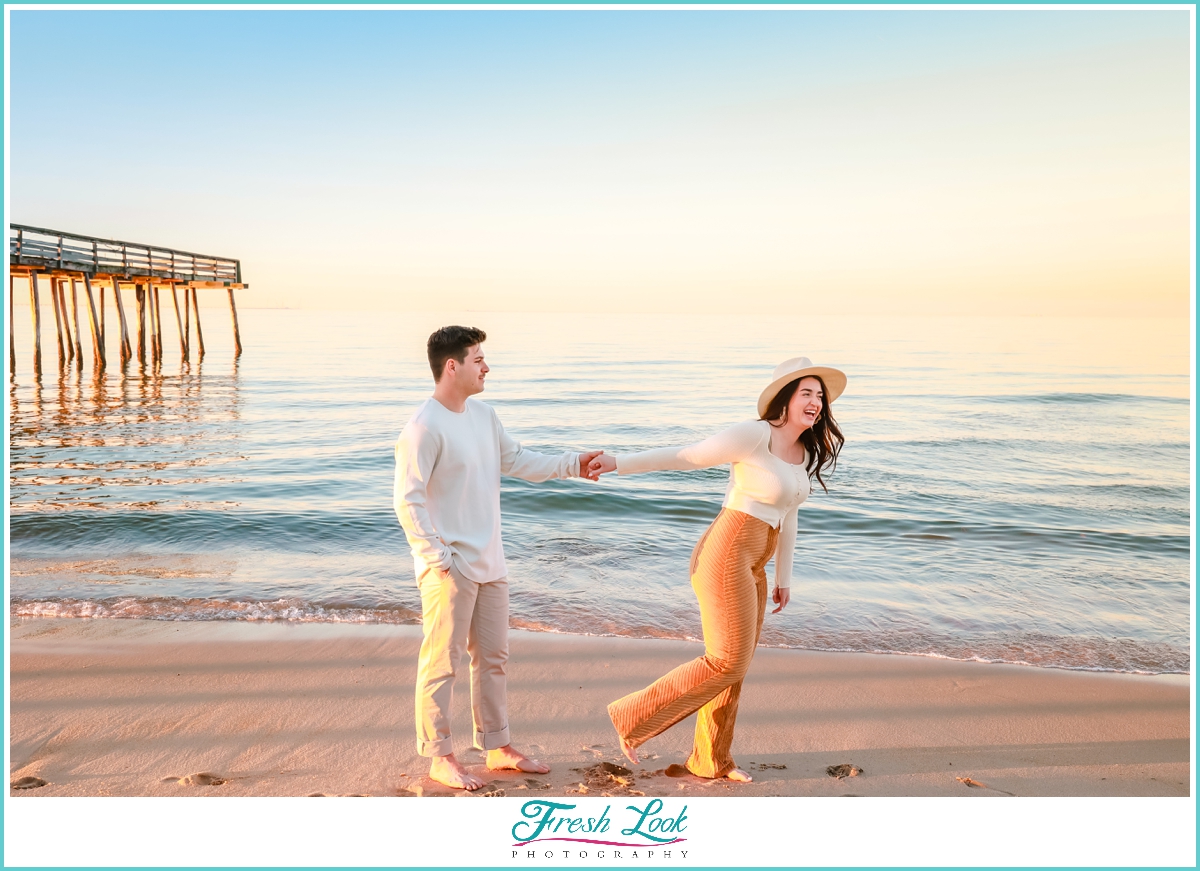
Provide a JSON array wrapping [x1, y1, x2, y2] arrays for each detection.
[[8, 617, 1190, 798]]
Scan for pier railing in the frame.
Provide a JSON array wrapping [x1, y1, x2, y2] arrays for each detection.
[[9, 224, 241, 285]]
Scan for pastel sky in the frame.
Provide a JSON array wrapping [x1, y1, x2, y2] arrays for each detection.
[[7, 8, 1193, 316]]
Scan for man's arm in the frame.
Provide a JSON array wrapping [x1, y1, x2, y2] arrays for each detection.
[[394, 424, 454, 571], [495, 414, 600, 482]]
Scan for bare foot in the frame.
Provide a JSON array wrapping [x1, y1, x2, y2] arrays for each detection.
[[429, 754, 486, 790], [486, 744, 550, 774], [618, 738, 640, 766], [725, 767, 753, 782]]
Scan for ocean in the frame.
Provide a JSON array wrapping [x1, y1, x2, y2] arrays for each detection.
[[7, 308, 1192, 675]]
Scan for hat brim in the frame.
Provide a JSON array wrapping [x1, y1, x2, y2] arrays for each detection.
[[757, 367, 847, 418]]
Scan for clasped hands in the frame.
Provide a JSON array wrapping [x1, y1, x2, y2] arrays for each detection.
[[577, 450, 616, 482]]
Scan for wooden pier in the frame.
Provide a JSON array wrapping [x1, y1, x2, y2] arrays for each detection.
[[8, 224, 248, 376]]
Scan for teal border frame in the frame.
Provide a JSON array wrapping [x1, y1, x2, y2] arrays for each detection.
[[3, 2, 1195, 869]]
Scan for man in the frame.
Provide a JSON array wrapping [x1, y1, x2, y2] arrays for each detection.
[[394, 325, 602, 790]]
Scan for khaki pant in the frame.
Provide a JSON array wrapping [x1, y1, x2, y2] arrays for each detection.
[[415, 564, 511, 757], [607, 509, 779, 778]]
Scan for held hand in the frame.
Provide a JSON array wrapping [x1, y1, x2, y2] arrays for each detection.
[[588, 454, 617, 477], [578, 450, 605, 481], [771, 586, 790, 614]]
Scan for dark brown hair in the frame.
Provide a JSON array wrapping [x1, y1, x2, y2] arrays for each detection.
[[427, 325, 487, 382], [759, 374, 844, 492]]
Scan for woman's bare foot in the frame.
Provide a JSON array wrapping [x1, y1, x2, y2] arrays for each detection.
[[683, 763, 753, 782], [486, 744, 550, 774], [429, 753, 486, 790], [619, 738, 640, 766]]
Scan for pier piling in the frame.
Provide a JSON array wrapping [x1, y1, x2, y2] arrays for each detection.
[[147, 285, 159, 365], [9, 275, 15, 373], [113, 280, 132, 364], [182, 288, 191, 358], [228, 288, 242, 357], [50, 277, 66, 367], [135, 285, 146, 365], [69, 279, 84, 363], [153, 286, 164, 364], [171, 286, 188, 361], [83, 275, 105, 372], [28, 273, 42, 376], [57, 283, 74, 365], [190, 288, 205, 358]]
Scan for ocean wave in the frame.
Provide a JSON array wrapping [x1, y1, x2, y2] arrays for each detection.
[[11, 597, 1188, 676], [10, 596, 421, 625], [10, 496, 1189, 559]]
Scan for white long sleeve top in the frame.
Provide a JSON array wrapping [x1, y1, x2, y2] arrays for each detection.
[[615, 419, 810, 589], [394, 397, 581, 583]]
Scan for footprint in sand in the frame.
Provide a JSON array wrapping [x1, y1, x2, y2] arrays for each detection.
[[826, 764, 863, 780], [568, 762, 644, 796], [753, 762, 787, 771], [166, 772, 227, 787], [956, 776, 1015, 796], [11, 776, 48, 790]]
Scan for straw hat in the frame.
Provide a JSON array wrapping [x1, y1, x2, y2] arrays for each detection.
[[757, 356, 847, 418]]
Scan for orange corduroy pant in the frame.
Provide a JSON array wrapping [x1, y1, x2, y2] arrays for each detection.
[[607, 509, 779, 778]]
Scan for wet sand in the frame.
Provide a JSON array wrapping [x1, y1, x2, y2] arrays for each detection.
[[8, 617, 1190, 798]]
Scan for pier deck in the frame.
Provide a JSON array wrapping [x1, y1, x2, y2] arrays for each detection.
[[9, 223, 248, 374]]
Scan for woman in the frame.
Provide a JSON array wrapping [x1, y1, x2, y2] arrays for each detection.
[[587, 356, 846, 782]]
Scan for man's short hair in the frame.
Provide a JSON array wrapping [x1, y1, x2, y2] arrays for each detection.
[[427, 325, 487, 382]]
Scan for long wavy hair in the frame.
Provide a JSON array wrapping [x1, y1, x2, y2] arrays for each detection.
[[759, 374, 844, 492]]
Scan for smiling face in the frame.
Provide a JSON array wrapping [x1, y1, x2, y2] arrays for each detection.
[[446, 343, 489, 396], [787, 376, 824, 431]]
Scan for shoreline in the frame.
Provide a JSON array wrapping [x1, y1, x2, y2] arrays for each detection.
[[9, 617, 1192, 798], [8, 606, 1189, 678]]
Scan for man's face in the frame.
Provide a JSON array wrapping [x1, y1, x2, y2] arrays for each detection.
[[447, 343, 488, 395]]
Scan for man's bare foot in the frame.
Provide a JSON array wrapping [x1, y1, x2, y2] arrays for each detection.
[[486, 744, 550, 774], [618, 738, 640, 766], [429, 753, 486, 790], [725, 767, 753, 782]]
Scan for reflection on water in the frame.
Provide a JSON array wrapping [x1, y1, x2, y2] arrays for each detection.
[[10, 356, 244, 514], [7, 309, 1192, 674]]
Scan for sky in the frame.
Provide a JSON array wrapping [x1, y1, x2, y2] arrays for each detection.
[[6, 8, 1194, 316]]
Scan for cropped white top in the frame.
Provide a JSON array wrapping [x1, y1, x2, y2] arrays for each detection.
[[615, 419, 810, 589]]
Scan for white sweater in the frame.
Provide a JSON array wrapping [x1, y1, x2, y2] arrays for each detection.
[[616, 419, 810, 589], [394, 397, 581, 583]]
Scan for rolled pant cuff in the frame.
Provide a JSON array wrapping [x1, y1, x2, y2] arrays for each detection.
[[474, 726, 511, 751], [418, 737, 455, 758]]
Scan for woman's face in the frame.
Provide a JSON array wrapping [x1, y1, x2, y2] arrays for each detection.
[[787, 376, 824, 430]]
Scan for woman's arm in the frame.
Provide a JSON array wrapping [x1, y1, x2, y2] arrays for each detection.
[[772, 505, 797, 612], [610, 419, 767, 476]]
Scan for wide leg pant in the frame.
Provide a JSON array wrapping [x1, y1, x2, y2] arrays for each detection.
[[415, 564, 511, 757], [607, 509, 779, 778]]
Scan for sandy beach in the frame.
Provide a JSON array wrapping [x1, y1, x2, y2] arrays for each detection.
[[8, 617, 1190, 799]]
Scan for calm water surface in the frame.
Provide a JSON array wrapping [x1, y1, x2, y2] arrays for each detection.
[[8, 309, 1192, 674]]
